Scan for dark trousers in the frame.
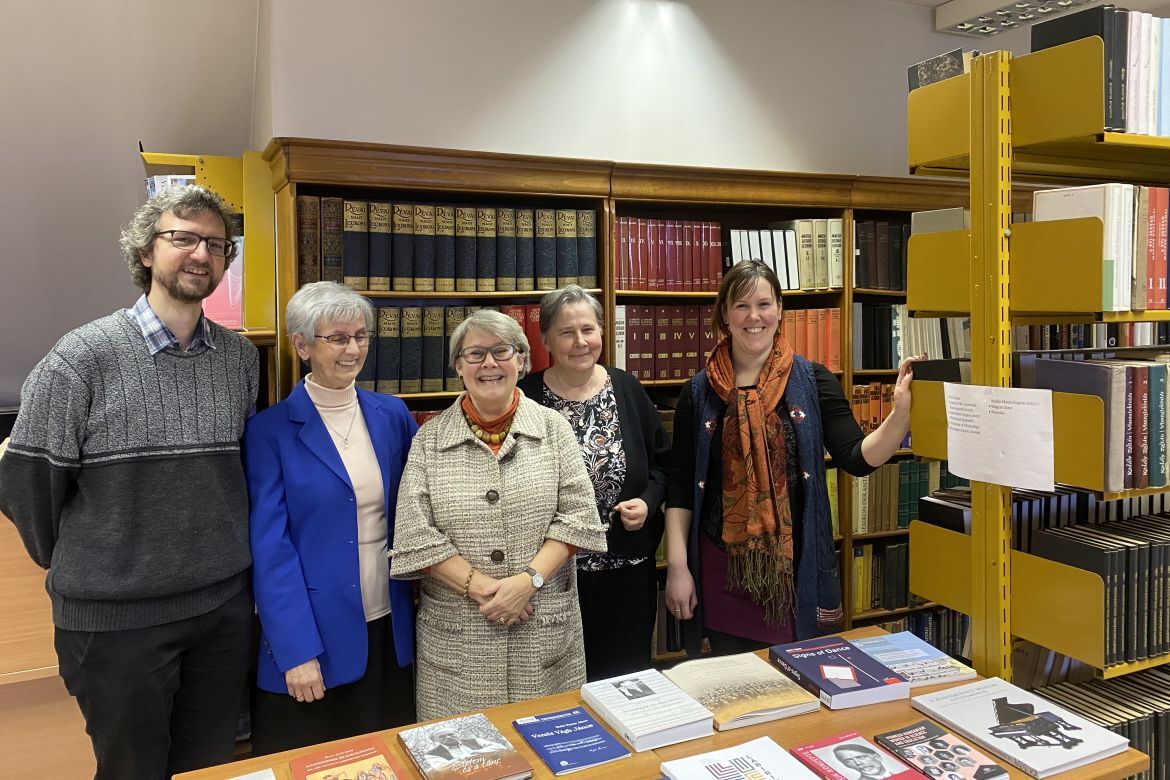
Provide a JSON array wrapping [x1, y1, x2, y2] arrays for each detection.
[[706, 628, 770, 657], [578, 558, 658, 681], [250, 613, 416, 756], [54, 587, 253, 780]]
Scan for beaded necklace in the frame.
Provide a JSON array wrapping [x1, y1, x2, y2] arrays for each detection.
[[464, 412, 511, 445]]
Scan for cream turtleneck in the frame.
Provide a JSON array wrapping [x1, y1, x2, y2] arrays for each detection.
[[304, 374, 390, 622]]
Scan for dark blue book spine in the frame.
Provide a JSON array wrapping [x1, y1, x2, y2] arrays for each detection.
[[368, 202, 391, 291], [422, 306, 445, 392], [391, 204, 414, 291], [496, 208, 517, 292], [444, 307, 466, 391], [556, 209, 579, 287], [320, 197, 344, 284], [535, 209, 557, 291], [576, 209, 597, 288], [399, 306, 422, 394], [455, 206, 477, 292], [375, 306, 400, 395], [413, 204, 436, 292], [356, 326, 376, 391], [434, 205, 456, 293], [515, 209, 535, 292], [476, 207, 497, 292], [342, 200, 369, 290]]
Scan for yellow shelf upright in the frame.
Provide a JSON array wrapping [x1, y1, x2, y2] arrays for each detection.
[[967, 51, 1014, 681]]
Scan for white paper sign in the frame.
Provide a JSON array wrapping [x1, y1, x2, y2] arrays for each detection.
[[943, 382, 1054, 491]]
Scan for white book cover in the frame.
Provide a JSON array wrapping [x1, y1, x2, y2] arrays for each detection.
[[768, 230, 791, 289], [1129, 11, 1143, 133], [739, 229, 751, 264], [660, 736, 817, 780], [784, 229, 800, 290], [760, 228, 776, 278], [580, 668, 713, 752], [748, 229, 763, 262], [911, 677, 1129, 778], [729, 229, 744, 264], [1149, 14, 1161, 137], [1160, 18, 1170, 136], [1032, 184, 1127, 311], [828, 218, 844, 288]]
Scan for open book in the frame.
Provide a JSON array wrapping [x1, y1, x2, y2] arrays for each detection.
[[662, 651, 820, 730]]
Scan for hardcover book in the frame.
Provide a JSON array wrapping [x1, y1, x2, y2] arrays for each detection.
[[496, 207, 517, 292], [368, 201, 392, 291], [580, 668, 713, 752], [515, 209, 535, 291], [445, 306, 466, 391], [296, 195, 320, 287], [576, 209, 597, 288], [535, 209, 557, 290], [414, 204, 437, 292], [769, 636, 910, 709], [875, 719, 1008, 780], [455, 206, 478, 292], [399, 306, 423, 395], [661, 651, 820, 730], [399, 712, 532, 780], [512, 706, 630, 775], [422, 305, 445, 393], [911, 677, 1130, 778], [289, 735, 410, 780], [434, 205, 456, 293], [375, 306, 401, 395], [555, 209, 578, 287], [320, 197, 345, 284], [791, 731, 917, 779], [476, 207, 497, 292], [660, 736, 817, 780], [391, 203, 415, 291], [850, 631, 977, 688]]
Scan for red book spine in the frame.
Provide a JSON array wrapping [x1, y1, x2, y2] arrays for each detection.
[[807, 308, 822, 363], [683, 222, 695, 293], [683, 305, 700, 377], [794, 309, 808, 358], [664, 220, 678, 292], [636, 218, 648, 291], [828, 307, 842, 372], [697, 222, 709, 291], [1148, 188, 1158, 309], [654, 306, 671, 380], [1157, 188, 1169, 309], [700, 304, 717, 366], [647, 219, 660, 291], [782, 309, 796, 348], [709, 221, 724, 290], [616, 217, 629, 290], [525, 304, 550, 371], [669, 305, 685, 379]]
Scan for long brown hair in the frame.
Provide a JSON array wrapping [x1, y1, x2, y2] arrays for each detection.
[[711, 260, 784, 339]]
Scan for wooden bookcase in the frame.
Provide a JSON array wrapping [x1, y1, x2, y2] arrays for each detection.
[[261, 137, 975, 642], [906, 36, 1170, 681]]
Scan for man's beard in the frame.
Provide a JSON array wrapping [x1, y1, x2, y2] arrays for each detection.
[[153, 267, 220, 303]]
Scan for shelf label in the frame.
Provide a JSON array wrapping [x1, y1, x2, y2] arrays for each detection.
[[943, 383, 1054, 491]]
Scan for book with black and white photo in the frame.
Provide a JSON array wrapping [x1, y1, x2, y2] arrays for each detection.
[[398, 713, 533, 780], [579, 668, 713, 752], [791, 731, 917, 779], [661, 651, 820, 730], [874, 719, 1008, 780], [911, 677, 1130, 778]]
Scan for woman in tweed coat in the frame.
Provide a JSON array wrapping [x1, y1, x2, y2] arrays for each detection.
[[390, 309, 608, 721]]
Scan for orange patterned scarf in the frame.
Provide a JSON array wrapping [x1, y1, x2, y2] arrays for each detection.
[[706, 331, 795, 625]]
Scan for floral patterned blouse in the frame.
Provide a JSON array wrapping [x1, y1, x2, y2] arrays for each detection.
[[542, 377, 648, 571]]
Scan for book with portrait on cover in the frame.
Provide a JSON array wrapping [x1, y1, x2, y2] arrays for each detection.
[[874, 719, 1008, 780], [791, 731, 917, 779], [288, 735, 410, 780], [661, 651, 820, 730], [398, 712, 532, 780]]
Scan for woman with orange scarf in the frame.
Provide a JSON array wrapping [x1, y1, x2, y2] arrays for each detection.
[[664, 260, 919, 655]]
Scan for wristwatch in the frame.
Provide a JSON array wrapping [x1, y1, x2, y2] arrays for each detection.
[[524, 566, 545, 590]]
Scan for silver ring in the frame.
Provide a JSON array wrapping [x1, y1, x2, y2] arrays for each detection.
[[498, 617, 506, 625]]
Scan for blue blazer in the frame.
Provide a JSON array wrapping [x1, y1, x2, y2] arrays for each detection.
[[244, 382, 417, 694]]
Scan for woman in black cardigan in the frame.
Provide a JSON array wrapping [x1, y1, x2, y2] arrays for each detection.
[[519, 285, 670, 680]]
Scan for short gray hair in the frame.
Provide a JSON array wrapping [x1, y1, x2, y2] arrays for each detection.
[[285, 282, 375, 341], [539, 284, 604, 336], [119, 185, 238, 292], [449, 309, 531, 377]]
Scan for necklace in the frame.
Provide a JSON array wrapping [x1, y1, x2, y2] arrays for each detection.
[[323, 405, 359, 449], [463, 411, 511, 445]]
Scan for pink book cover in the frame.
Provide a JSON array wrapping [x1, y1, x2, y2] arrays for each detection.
[[791, 731, 917, 780]]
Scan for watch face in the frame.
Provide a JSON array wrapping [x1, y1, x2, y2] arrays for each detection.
[[532, 573, 544, 588]]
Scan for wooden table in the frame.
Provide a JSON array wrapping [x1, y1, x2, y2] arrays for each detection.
[[177, 627, 1149, 780]]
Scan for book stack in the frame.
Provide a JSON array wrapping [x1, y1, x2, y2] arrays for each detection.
[[614, 217, 724, 291], [296, 196, 598, 293], [1013, 321, 1170, 351], [854, 220, 910, 290], [873, 608, 971, 662], [613, 304, 717, 381], [722, 218, 845, 291], [780, 308, 842, 370]]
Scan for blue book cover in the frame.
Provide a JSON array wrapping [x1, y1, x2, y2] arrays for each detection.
[[851, 631, 976, 688], [512, 706, 630, 775], [769, 636, 910, 710]]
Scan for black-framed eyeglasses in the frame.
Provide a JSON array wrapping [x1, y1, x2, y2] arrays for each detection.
[[314, 333, 371, 348], [153, 230, 235, 258], [459, 344, 517, 363]]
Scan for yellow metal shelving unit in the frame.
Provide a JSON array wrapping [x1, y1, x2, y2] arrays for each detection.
[[906, 37, 1170, 683]]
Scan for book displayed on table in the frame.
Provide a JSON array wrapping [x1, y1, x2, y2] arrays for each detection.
[[911, 677, 1130, 778], [791, 731, 917, 779], [769, 636, 910, 710], [399, 713, 532, 780], [660, 651, 820, 730], [289, 735, 410, 780], [580, 668, 713, 752], [512, 706, 630, 775], [874, 719, 1008, 780], [850, 631, 976, 689], [659, 736, 818, 780]]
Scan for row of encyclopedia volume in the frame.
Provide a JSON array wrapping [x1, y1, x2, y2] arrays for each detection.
[[296, 196, 598, 293]]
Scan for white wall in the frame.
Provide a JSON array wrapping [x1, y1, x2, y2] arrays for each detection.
[[268, 0, 1028, 174], [0, 0, 258, 405]]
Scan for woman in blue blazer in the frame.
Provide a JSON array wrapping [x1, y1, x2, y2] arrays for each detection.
[[244, 282, 417, 755]]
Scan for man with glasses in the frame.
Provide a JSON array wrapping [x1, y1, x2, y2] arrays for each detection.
[[0, 185, 258, 779]]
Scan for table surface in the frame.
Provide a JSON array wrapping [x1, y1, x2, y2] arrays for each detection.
[[175, 626, 1149, 780]]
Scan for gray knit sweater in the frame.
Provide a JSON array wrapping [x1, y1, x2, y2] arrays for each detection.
[[0, 312, 258, 631]]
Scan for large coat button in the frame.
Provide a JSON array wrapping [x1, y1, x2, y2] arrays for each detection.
[[490, 549, 505, 563], [486, 489, 499, 503]]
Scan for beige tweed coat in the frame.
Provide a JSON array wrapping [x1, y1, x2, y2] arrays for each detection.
[[390, 394, 607, 721]]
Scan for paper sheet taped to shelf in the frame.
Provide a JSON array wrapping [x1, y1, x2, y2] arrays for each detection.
[[942, 383, 1054, 491]]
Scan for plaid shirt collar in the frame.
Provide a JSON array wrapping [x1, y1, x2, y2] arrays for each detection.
[[124, 294, 216, 356]]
